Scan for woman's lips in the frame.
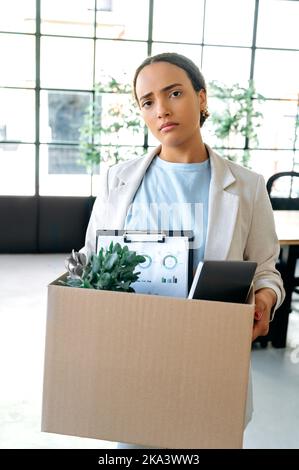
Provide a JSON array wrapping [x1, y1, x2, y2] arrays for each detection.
[[160, 123, 179, 133]]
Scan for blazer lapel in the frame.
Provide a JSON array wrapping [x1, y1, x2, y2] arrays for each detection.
[[204, 146, 239, 260]]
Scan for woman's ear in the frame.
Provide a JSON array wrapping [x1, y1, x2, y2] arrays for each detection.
[[198, 89, 207, 109]]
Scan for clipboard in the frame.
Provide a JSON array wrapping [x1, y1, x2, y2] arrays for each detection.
[[96, 230, 194, 298]]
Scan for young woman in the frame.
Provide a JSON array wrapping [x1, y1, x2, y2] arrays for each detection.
[[83, 53, 284, 443]]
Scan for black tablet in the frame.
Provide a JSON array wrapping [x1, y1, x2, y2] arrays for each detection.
[[188, 260, 257, 304]]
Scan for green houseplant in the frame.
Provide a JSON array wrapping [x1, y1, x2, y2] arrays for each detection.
[[208, 80, 265, 167], [79, 77, 144, 171], [61, 243, 146, 293]]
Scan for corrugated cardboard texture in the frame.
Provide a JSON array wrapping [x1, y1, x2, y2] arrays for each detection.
[[42, 281, 254, 449]]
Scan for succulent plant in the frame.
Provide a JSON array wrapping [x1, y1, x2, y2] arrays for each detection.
[[65, 250, 88, 279], [61, 242, 146, 293]]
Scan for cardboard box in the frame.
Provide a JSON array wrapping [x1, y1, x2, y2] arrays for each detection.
[[42, 275, 254, 449]]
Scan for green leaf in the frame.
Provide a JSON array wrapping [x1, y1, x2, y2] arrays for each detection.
[[66, 278, 83, 288], [113, 242, 122, 254], [91, 254, 101, 273], [82, 279, 92, 289], [104, 252, 119, 270]]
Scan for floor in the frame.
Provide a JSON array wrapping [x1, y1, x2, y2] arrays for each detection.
[[0, 254, 298, 449]]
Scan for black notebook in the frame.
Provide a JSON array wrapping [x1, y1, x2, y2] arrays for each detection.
[[188, 260, 257, 304]]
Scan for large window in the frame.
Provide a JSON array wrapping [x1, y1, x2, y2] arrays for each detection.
[[0, 0, 298, 196]]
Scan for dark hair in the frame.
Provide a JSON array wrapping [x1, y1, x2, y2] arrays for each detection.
[[133, 52, 209, 127]]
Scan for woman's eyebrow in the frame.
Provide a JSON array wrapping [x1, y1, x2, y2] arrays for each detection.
[[139, 83, 183, 102]]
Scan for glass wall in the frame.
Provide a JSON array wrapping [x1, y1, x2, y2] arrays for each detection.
[[0, 0, 298, 196]]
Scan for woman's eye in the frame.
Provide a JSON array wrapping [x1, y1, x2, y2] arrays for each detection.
[[171, 90, 182, 98], [142, 100, 152, 108]]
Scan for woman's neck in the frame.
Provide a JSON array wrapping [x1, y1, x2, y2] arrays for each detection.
[[158, 136, 208, 164]]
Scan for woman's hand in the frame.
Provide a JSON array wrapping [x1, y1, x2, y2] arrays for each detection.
[[252, 288, 277, 342]]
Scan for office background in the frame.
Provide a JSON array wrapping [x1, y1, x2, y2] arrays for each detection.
[[0, 0, 298, 450]]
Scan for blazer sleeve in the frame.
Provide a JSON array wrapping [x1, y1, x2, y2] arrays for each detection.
[[244, 174, 285, 319], [80, 166, 110, 259]]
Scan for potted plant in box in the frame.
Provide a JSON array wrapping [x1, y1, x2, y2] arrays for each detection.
[[61, 242, 146, 293]]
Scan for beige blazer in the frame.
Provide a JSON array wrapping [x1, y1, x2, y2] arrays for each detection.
[[83, 144, 285, 313]]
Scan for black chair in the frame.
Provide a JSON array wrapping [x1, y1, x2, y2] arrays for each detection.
[[267, 171, 299, 293], [266, 171, 299, 210], [255, 171, 299, 348]]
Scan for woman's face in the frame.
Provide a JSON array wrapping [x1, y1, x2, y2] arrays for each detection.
[[135, 61, 207, 148]]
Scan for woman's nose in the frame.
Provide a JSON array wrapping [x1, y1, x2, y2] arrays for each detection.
[[156, 100, 170, 118]]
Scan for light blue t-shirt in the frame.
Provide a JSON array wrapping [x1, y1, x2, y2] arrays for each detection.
[[124, 155, 211, 270]]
